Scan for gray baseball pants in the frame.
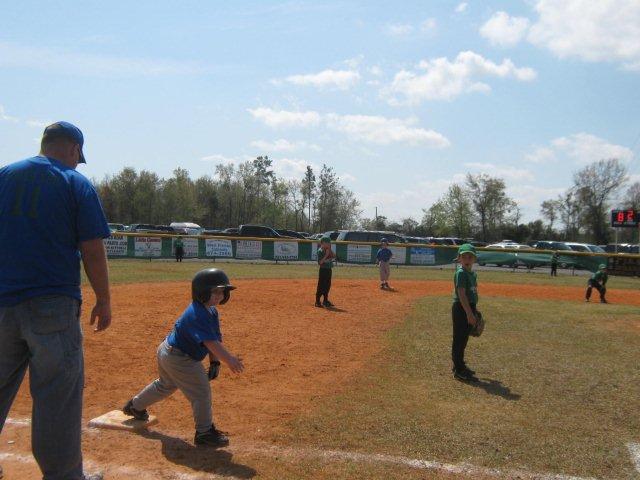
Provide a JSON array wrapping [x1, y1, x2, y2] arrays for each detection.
[[132, 340, 212, 433]]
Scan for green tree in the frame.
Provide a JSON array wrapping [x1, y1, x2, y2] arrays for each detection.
[[465, 174, 517, 241]]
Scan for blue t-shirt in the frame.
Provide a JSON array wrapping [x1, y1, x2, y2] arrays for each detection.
[[0, 156, 110, 306], [167, 301, 223, 361], [377, 247, 392, 262]]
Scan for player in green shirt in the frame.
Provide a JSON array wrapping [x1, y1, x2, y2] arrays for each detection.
[[451, 243, 479, 382], [175, 236, 185, 262], [585, 264, 608, 303], [315, 236, 336, 307]]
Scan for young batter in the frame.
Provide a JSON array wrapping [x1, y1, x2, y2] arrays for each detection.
[[122, 268, 244, 447], [451, 244, 479, 382], [585, 264, 608, 303], [376, 238, 393, 289]]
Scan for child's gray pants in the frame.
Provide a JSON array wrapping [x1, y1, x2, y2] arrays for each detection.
[[132, 339, 213, 433]]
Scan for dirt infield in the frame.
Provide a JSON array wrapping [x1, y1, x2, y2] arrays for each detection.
[[3, 279, 640, 479]]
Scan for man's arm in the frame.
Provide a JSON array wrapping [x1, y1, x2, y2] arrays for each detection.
[[79, 238, 111, 332]]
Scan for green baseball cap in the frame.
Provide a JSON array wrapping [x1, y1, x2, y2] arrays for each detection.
[[320, 236, 331, 243], [457, 243, 477, 257], [599, 263, 607, 270]]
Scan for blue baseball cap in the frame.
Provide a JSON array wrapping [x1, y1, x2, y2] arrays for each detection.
[[42, 121, 86, 164]]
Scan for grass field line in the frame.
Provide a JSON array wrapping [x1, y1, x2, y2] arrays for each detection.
[[0, 451, 233, 480], [626, 443, 640, 473], [3, 416, 603, 480]]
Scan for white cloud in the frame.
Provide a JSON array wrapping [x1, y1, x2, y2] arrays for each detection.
[[551, 133, 634, 164], [272, 158, 318, 180], [507, 184, 565, 218], [385, 23, 414, 37], [200, 154, 241, 164], [26, 119, 50, 128], [383, 51, 536, 105], [250, 139, 321, 152], [369, 65, 383, 76], [455, 3, 468, 13], [339, 173, 357, 183], [525, 146, 556, 164], [464, 162, 535, 182], [0, 105, 19, 123], [525, 133, 634, 166], [0, 41, 207, 77], [420, 18, 437, 34], [527, 0, 640, 71], [247, 108, 321, 128], [480, 11, 530, 47], [284, 69, 361, 90], [249, 108, 450, 148], [325, 113, 451, 147]]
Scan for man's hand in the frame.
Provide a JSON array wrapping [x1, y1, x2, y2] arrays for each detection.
[[466, 312, 477, 327], [90, 300, 112, 332]]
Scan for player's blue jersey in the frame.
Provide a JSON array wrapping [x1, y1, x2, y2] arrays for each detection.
[[167, 301, 223, 361], [0, 156, 110, 306]]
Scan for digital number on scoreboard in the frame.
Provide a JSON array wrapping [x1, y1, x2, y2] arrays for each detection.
[[611, 209, 639, 227]]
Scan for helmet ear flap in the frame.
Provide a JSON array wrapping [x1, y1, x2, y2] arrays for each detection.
[[219, 288, 231, 305]]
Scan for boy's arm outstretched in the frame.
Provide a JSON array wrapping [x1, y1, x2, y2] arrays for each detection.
[[203, 340, 244, 373]]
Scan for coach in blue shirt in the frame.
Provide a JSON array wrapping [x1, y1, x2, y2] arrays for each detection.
[[0, 122, 111, 480]]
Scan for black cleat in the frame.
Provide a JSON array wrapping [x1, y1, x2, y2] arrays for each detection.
[[315, 301, 323, 307], [323, 300, 334, 307], [453, 369, 478, 382], [195, 426, 229, 447], [600, 299, 608, 304], [122, 399, 149, 421]]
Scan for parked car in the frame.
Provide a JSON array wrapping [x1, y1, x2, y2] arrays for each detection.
[[335, 230, 406, 243], [533, 240, 573, 252], [430, 237, 463, 245], [486, 243, 531, 250], [481, 243, 536, 268], [565, 242, 606, 253], [276, 229, 306, 239], [403, 236, 431, 244], [170, 222, 202, 235], [321, 230, 345, 241], [108, 223, 126, 233], [604, 243, 640, 254], [238, 224, 283, 238]]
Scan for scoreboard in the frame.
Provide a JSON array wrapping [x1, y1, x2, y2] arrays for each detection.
[[611, 209, 639, 227]]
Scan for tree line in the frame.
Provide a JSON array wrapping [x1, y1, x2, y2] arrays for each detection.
[[95, 157, 638, 245], [95, 156, 361, 232]]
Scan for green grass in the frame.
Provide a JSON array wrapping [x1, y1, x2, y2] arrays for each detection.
[[97, 258, 640, 290], [278, 296, 640, 479]]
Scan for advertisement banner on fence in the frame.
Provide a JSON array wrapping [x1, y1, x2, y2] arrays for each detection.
[[274, 241, 298, 260], [205, 239, 233, 257], [173, 238, 198, 257], [236, 240, 262, 259], [347, 244, 372, 263], [134, 236, 162, 257], [104, 236, 127, 256], [311, 243, 337, 260], [388, 246, 406, 264], [410, 247, 436, 265]]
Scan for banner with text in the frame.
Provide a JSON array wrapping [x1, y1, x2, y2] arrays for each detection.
[[134, 237, 162, 257], [205, 239, 233, 258], [104, 236, 128, 256], [274, 241, 299, 260], [236, 240, 262, 259]]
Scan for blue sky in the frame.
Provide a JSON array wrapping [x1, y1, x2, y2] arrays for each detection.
[[1, 0, 639, 222]]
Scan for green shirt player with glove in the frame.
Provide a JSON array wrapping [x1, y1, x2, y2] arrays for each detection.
[[585, 264, 608, 303], [451, 243, 480, 382]]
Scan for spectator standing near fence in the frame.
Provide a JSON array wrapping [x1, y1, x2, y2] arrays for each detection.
[[550, 251, 558, 277], [0, 122, 111, 480], [376, 238, 393, 289], [175, 236, 185, 262]]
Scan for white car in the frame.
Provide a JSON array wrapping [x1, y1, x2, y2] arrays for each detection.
[[486, 243, 531, 250], [565, 242, 605, 253]]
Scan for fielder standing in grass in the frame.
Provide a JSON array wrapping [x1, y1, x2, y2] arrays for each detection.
[[122, 268, 243, 447], [451, 244, 479, 382], [315, 236, 336, 307], [376, 238, 393, 290], [585, 264, 609, 303]]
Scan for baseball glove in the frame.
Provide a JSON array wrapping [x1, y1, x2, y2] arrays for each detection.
[[208, 360, 221, 381], [470, 311, 485, 337]]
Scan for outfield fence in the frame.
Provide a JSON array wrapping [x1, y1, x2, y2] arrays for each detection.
[[104, 233, 640, 275]]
